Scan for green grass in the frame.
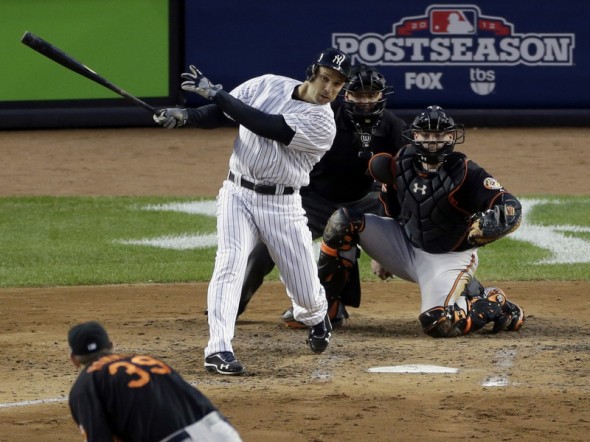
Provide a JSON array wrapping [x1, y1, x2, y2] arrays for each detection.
[[0, 196, 216, 287], [0, 195, 588, 288]]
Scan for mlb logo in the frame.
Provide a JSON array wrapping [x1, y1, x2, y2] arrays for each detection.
[[430, 9, 476, 34]]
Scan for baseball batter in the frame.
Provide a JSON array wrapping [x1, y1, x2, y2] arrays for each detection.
[[317, 105, 525, 337], [68, 321, 242, 441], [154, 48, 352, 374], [232, 65, 406, 327]]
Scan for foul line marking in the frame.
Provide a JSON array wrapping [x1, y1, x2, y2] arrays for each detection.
[[367, 364, 459, 373], [481, 348, 517, 387], [0, 397, 67, 409]]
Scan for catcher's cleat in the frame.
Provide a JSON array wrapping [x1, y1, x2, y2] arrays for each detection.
[[281, 307, 307, 329], [485, 288, 525, 333], [307, 315, 332, 354], [503, 299, 525, 331], [204, 352, 245, 376]]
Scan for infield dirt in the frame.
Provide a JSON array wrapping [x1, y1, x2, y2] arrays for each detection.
[[0, 127, 589, 441]]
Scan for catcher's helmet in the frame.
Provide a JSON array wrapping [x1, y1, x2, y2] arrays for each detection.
[[343, 65, 392, 130], [405, 105, 465, 170], [306, 48, 352, 81]]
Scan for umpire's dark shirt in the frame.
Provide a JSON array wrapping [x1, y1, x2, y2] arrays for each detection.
[[69, 354, 217, 442], [305, 100, 406, 203]]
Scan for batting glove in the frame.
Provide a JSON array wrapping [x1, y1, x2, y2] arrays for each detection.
[[153, 108, 188, 129], [181, 65, 222, 100]]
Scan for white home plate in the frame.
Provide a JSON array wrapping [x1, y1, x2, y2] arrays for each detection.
[[367, 364, 459, 374]]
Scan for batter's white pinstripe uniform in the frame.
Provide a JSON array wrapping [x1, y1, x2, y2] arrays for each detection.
[[205, 75, 335, 357]]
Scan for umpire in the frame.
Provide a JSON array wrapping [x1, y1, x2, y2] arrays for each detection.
[[68, 321, 242, 441], [236, 65, 406, 326]]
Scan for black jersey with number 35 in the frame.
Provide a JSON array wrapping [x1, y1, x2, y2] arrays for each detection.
[[69, 354, 218, 442]]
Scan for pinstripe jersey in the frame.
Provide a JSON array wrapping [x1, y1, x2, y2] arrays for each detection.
[[205, 73, 337, 360], [228, 74, 336, 188]]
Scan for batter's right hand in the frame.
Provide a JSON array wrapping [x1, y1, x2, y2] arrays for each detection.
[[153, 108, 188, 129], [181, 65, 222, 100]]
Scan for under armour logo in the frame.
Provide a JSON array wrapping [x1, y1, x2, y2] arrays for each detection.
[[332, 54, 345, 67], [220, 363, 230, 370], [413, 183, 427, 195]]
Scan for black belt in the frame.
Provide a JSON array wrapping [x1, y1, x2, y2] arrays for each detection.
[[228, 171, 295, 195]]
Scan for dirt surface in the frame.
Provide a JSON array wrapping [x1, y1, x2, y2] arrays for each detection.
[[1, 127, 589, 442]]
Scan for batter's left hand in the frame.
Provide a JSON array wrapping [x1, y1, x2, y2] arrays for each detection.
[[371, 259, 393, 280], [153, 108, 188, 129], [181, 65, 222, 100]]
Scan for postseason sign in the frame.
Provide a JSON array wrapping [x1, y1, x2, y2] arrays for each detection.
[[331, 4, 578, 108]]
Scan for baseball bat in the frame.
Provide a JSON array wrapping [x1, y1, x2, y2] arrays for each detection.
[[21, 31, 157, 113]]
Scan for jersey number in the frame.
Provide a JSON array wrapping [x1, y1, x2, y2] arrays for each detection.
[[108, 356, 172, 388]]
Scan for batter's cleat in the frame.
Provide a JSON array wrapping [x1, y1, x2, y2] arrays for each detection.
[[307, 315, 332, 354], [204, 352, 245, 375], [281, 307, 307, 329]]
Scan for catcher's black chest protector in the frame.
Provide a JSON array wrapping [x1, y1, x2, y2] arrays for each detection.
[[396, 148, 471, 253]]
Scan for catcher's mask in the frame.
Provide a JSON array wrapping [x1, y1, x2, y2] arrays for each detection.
[[306, 48, 352, 82], [343, 65, 393, 158], [405, 105, 465, 171]]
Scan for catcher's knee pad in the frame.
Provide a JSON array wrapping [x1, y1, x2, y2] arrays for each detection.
[[466, 297, 504, 333], [322, 207, 364, 251], [419, 305, 468, 338]]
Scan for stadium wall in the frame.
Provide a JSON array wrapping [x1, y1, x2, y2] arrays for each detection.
[[2, 0, 588, 129]]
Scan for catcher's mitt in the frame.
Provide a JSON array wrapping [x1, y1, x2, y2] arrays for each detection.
[[467, 204, 520, 246]]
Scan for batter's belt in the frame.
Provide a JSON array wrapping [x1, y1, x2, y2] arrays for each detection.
[[228, 171, 295, 195]]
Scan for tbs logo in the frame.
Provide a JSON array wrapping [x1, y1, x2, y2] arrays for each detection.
[[470, 68, 495, 95]]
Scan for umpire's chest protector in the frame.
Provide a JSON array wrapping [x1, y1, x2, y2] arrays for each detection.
[[396, 149, 470, 253]]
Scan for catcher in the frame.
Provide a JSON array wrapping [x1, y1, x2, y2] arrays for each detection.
[[317, 105, 525, 337]]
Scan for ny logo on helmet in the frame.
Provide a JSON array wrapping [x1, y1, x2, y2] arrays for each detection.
[[413, 183, 427, 195], [332, 54, 346, 67]]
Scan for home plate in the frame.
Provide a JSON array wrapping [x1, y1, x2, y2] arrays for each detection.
[[367, 364, 459, 374]]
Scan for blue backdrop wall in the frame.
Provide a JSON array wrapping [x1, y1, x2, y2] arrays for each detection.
[[183, 0, 588, 125]]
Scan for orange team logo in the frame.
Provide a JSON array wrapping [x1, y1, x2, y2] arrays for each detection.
[[483, 177, 503, 190]]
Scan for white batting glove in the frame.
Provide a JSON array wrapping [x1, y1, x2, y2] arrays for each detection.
[[180, 65, 222, 100], [153, 108, 188, 129], [370, 259, 393, 280]]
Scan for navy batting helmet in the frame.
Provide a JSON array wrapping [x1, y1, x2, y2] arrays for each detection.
[[306, 48, 352, 81]]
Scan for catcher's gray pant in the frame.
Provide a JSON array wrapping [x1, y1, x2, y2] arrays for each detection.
[[159, 411, 242, 442], [355, 214, 479, 313]]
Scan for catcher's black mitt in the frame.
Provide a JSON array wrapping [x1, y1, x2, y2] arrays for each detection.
[[467, 204, 521, 246]]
